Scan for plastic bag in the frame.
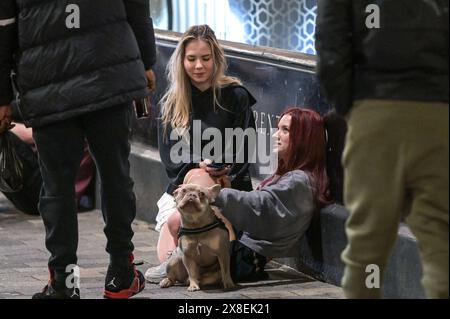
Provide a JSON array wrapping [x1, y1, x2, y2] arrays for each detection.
[[0, 131, 24, 193]]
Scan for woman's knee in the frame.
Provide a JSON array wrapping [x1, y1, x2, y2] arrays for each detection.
[[184, 168, 216, 187], [184, 168, 205, 184]]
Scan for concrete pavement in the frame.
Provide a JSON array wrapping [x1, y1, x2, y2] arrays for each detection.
[[0, 195, 344, 299]]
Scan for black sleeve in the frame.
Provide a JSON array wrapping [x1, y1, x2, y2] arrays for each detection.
[[225, 87, 257, 184], [157, 117, 199, 195], [316, 0, 353, 116], [0, 0, 17, 105], [123, 0, 157, 70]]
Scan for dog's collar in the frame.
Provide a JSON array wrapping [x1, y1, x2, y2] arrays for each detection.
[[177, 218, 228, 239]]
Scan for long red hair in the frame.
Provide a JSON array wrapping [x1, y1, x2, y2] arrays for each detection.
[[275, 107, 331, 207]]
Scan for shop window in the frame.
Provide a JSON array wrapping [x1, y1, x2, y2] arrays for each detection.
[[150, 0, 317, 55]]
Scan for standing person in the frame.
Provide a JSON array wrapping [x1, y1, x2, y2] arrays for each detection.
[[316, 0, 449, 298], [145, 24, 257, 282], [0, 0, 157, 299]]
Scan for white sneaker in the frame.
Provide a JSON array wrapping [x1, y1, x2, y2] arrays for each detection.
[[145, 260, 168, 283]]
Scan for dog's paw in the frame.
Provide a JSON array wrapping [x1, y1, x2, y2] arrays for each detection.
[[187, 284, 200, 292], [160, 278, 174, 289], [223, 280, 237, 290]]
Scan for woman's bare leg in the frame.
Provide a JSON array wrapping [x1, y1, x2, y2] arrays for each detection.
[[156, 222, 178, 263], [167, 211, 182, 241]]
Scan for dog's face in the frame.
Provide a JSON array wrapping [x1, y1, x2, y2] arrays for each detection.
[[174, 184, 221, 216], [166, 183, 235, 291]]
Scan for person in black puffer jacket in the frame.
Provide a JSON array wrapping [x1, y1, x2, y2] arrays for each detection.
[[0, 0, 157, 299], [316, 0, 448, 299]]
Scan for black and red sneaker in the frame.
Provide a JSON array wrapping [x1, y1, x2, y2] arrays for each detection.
[[103, 255, 145, 299], [32, 268, 80, 299], [32, 283, 81, 299]]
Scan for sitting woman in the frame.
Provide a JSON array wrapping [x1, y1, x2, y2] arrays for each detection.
[[146, 25, 257, 281], [1, 111, 96, 215], [148, 107, 346, 283], [213, 108, 346, 281]]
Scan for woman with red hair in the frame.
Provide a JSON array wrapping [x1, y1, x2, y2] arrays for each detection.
[[212, 107, 346, 281]]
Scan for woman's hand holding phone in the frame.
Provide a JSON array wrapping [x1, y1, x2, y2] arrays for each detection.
[[206, 163, 230, 177]]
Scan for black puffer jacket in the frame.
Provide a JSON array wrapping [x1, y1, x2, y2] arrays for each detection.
[[316, 0, 449, 115], [0, 0, 156, 127]]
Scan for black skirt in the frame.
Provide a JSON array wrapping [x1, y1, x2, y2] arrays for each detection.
[[229, 235, 268, 282]]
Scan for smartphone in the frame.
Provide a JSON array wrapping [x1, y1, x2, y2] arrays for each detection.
[[207, 163, 227, 171], [133, 96, 151, 119]]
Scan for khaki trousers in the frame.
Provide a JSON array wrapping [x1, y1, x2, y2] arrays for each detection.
[[341, 100, 449, 299]]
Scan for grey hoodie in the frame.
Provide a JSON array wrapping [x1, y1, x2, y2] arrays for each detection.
[[214, 170, 315, 257]]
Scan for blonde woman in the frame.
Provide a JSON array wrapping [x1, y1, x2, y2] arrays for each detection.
[[146, 25, 257, 281]]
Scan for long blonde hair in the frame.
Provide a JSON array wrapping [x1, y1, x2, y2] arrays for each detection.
[[160, 25, 242, 135]]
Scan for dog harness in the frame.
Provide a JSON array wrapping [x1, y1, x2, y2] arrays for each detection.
[[177, 218, 229, 239]]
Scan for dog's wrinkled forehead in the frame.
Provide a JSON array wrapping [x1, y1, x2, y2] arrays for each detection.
[[175, 183, 221, 205], [181, 184, 204, 192], [177, 184, 208, 198]]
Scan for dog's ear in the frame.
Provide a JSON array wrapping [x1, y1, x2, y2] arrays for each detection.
[[207, 184, 222, 202], [173, 186, 183, 202]]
